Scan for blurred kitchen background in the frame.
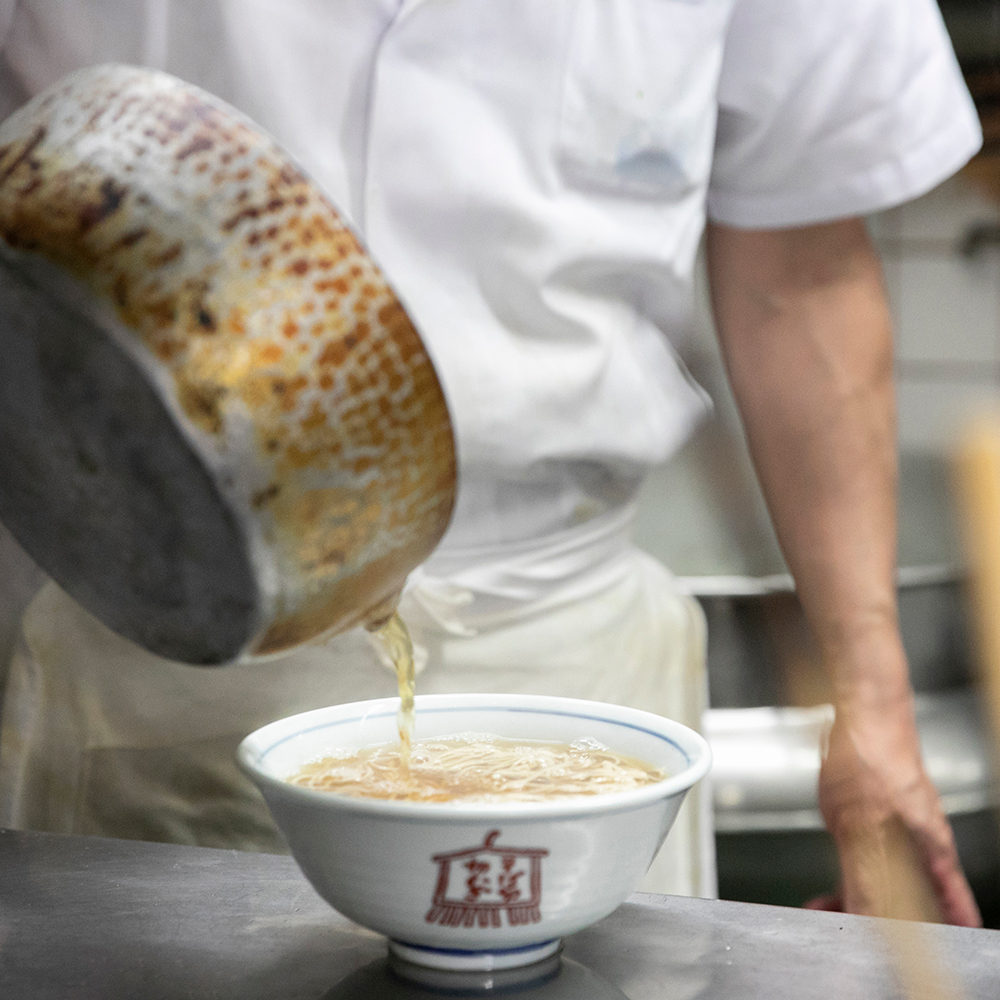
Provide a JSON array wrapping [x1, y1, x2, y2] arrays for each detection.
[[631, 0, 1000, 928], [2, 0, 1000, 931]]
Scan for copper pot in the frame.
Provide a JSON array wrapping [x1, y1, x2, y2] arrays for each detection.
[[0, 65, 456, 665]]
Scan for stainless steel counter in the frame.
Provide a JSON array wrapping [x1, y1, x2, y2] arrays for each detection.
[[1, 827, 998, 999]]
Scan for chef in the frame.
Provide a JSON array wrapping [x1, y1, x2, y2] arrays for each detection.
[[0, 0, 984, 923]]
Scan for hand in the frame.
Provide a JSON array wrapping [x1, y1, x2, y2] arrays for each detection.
[[806, 699, 981, 927]]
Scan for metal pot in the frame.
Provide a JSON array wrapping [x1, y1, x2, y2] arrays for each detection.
[[0, 65, 456, 666]]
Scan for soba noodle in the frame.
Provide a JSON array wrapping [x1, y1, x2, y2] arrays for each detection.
[[289, 734, 666, 803]]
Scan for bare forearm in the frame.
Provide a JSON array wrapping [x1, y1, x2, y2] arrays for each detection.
[[706, 218, 981, 925], [706, 218, 908, 710]]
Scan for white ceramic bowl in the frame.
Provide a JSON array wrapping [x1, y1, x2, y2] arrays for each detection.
[[238, 693, 711, 971]]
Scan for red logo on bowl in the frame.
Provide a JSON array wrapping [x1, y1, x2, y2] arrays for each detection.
[[425, 829, 549, 929]]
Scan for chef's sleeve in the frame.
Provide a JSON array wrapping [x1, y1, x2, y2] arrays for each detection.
[[707, 0, 982, 229]]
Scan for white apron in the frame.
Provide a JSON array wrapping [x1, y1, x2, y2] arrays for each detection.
[[0, 503, 714, 898]]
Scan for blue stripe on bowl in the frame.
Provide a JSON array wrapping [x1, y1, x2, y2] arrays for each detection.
[[392, 938, 559, 957], [259, 705, 691, 765]]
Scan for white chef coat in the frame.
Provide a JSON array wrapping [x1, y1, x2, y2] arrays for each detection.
[[0, 0, 981, 899]]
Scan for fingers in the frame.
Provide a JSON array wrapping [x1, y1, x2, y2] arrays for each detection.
[[899, 795, 982, 928], [922, 836, 982, 928], [833, 815, 982, 926], [817, 712, 981, 927], [808, 822, 981, 927], [934, 867, 982, 928]]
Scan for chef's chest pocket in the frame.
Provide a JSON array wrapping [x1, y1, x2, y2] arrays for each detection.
[[557, 0, 732, 200]]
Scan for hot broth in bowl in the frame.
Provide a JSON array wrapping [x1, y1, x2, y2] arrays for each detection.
[[238, 693, 710, 972], [289, 734, 667, 803]]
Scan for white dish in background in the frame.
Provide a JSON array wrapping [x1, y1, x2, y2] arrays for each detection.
[[238, 693, 710, 972]]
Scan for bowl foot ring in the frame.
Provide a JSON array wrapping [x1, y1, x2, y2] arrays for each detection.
[[388, 937, 561, 972]]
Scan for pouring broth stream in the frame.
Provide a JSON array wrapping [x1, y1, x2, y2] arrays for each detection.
[[315, 612, 666, 802], [371, 612, 416, 768]]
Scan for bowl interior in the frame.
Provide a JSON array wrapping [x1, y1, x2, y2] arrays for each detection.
[[240, 693, 710, 810]]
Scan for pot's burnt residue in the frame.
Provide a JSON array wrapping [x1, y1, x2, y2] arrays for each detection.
[[0, 65, 456, 657]]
